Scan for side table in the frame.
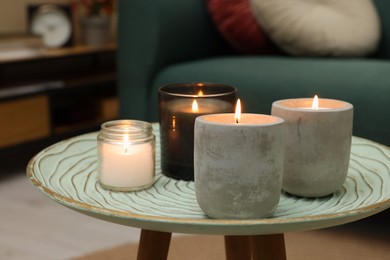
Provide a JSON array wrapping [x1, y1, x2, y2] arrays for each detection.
[[27, 124, 390, 260]]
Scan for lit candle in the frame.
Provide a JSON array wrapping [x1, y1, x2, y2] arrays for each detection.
[[159, 83, 237, 181], [297, 95, 331, 110], [271, 97, 353, 197], [194, 100, 285, 219], [97, 120, 155, 191]]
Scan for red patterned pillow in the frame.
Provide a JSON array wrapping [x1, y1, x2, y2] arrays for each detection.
[[206, 0, 275, 55]]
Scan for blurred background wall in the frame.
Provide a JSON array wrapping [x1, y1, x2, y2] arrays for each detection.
[[0, 0, 71, 34]]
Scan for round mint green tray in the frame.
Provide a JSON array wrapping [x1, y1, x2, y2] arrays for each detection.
[[27, 124, 390, 235]]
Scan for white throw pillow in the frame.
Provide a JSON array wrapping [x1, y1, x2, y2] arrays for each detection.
[[249, 0, 381, 57]]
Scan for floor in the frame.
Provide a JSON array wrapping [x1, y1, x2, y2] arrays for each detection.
[[0, 172, 143, 260]]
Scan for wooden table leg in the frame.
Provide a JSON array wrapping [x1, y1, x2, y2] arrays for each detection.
[[224, 235, 252, 260], [250, 233, 287, 260], [137, 229, 172, 260]]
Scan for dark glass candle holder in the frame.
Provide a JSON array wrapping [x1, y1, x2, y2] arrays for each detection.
[[159, 83, 237, 181]]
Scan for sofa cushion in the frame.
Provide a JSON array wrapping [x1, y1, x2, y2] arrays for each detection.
[[206, 0, 275, 54], [249, 0, 381, 57]]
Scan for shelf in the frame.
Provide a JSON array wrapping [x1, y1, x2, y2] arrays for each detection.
[[0, 43, 116, 64], [0, 43, 117, 150], [53, 96, 119, 135], [0, 95, 50, 148]]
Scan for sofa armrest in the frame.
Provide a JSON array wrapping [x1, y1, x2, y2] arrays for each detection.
[[117, 0, 232, 120], [373, 0, 390, 58]]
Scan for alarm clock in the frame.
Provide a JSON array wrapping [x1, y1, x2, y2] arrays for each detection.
[[28, 4, 73, 48]]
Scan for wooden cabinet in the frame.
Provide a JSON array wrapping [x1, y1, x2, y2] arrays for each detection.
[[0, 44, 117, 149], [0, 95, 50, 148]]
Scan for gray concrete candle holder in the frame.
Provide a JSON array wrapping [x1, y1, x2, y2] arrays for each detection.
[[272, 98, 353, 198], [194, 113, 285, 219]]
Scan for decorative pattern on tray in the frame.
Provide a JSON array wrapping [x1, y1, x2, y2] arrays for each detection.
[[29, 124, 390, 221]]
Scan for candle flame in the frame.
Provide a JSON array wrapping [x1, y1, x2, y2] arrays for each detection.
[[172, 115, 176, 131], [192, 100, 199, 112], [197, 90, 204, 96], [123, 134, 130, 153], [312, 95, 319, 110], [235, 99, 241, 124]]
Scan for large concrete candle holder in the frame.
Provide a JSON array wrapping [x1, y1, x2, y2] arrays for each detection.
[[194, 113, 285, 219], [159, 83, 236, 181], [272, 98, 353, 198]]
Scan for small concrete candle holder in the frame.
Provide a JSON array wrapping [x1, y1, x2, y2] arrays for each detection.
[[194, 113, 285, 219], [97, 120, 155, 191], [271, 98, 353, 197], [159, 83, 236, 181]]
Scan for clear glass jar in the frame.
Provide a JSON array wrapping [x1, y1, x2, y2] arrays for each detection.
[[97, 120, 155, 191]]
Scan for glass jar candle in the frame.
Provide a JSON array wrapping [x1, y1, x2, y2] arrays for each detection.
[[159, 83, 237, 181], [97, 120, 155, 191]]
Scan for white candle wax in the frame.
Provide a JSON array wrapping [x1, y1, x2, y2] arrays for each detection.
[[99, 141, 155, 190], [296, 107, 330, 110], [296, 95, 331, 110], [285, 97, 332, 110]]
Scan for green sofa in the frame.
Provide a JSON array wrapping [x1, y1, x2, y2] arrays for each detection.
[[117, 0, 390, 146]]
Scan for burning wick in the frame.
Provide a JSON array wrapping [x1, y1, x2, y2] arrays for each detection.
[[192, 100, 199, 112], [312, 95, 319, 110], [124, 134, 130, 153], [235, 99, 241, 124]]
